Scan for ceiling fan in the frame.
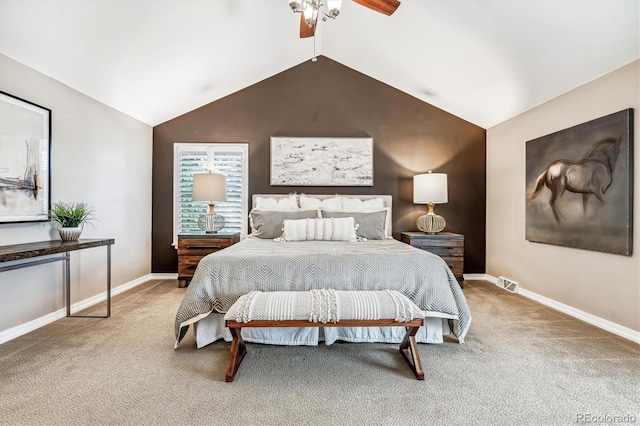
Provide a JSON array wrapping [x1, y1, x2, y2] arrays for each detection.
[[289, 0, 401, 38]]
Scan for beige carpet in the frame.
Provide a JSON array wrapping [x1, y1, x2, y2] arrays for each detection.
[[0, 280, 638, 426]]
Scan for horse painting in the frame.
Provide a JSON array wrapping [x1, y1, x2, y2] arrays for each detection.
[[529, 137, 621, 221], [525, 108, 632, 256]]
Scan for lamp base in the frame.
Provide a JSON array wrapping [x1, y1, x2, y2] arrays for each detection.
[[198, 213, 225, 234], [417, 213, 445, 234]]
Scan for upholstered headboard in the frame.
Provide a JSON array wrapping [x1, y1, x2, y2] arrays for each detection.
[[251, 194, 392, 236]]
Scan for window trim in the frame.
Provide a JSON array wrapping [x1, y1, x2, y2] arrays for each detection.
[[173, 143, 249, 247]]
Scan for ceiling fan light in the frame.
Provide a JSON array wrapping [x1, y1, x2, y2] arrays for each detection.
[[289, 0, 303, 12], [326, 0, 342, 18], [303, 2, 318, 27]]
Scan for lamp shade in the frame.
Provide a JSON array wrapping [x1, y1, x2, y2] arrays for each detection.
[[191, 172, 227, 202], [413, 173, 448, 204]]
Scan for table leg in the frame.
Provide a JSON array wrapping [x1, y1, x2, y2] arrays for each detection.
[[399, 326, 425, 380], [67, 244, 111, 318], [65, 252, 71, 317], [225, 327, 247, 382], [106, 244, 111, 318]]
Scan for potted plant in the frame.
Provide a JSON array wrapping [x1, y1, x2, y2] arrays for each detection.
[[49, 201, 96, 241]]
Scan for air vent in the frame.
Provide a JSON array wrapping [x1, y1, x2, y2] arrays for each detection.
[[497, 276, 519, 293]]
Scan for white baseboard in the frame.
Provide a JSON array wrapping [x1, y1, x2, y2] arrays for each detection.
[[6, 272, 637, 345], [0, 273, 176, 344], [463, 273, 492, 282], [0, 310, 67, 345], [150, 273, 178, 280], [472, 273, 639, 344]]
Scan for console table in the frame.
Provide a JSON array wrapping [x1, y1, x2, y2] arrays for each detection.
[[0, 239, 115, 318]]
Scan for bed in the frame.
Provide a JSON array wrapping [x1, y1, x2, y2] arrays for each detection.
[[174, 194, 471, 348]]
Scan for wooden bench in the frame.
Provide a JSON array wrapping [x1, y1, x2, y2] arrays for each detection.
[[223, 289, 425, 382]]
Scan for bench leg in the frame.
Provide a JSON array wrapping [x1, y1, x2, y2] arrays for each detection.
[[225, 327, 247, 382], [399, 326, 425, 380]]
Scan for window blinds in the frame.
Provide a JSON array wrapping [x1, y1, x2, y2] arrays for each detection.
[[176, 145, 246, 237]]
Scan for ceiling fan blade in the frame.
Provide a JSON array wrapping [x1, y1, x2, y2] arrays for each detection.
[[352, 0, 401, 16], [299, 14, 316, 38]]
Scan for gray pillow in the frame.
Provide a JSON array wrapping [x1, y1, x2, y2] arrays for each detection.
[[250, 209, 318, 239], [321, 210, 387, 240]]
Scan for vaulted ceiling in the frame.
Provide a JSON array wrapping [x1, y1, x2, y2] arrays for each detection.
[[1, 1, 638, 128]]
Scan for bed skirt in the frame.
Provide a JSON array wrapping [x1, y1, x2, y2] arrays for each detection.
[[193, 312, 452, 348]]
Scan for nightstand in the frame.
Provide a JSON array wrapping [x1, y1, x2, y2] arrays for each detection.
[[400, 232, 464, 287], [177, 233, 240, 288]]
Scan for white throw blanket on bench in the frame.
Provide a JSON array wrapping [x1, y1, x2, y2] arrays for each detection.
[[225, 289, 425, 323]]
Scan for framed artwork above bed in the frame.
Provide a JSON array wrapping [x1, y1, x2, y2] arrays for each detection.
[[270, 137, 373, 186]]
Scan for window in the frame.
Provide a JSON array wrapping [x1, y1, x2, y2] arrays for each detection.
[[173, 143, 249, 245]]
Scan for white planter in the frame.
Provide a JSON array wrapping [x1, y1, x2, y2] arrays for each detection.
[[58, 226, 83, 241]]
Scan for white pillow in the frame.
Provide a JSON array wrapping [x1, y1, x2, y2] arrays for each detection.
[[319, 209, 389, 240], [342, 197, 385, 211], [320, 207, 391, 238], [299, 194, 343, 210], [249, 209, 318, 238], [255, 194, 299, 210], [281, 217, 358, 242]]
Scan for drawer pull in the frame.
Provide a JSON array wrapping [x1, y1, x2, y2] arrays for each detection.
[[186, 245, 222, 249]]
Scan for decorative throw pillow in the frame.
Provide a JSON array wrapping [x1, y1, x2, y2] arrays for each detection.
[[255, 194, 299, 210], [281, 217, 358, 242], [249, 209, 318, 239], [320, 209, 388, 240], [299, 194, 343, 210], [341, 197, 385, 212]]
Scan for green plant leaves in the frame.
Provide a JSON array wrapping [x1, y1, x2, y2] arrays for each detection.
[[49, 201, 96, 228]]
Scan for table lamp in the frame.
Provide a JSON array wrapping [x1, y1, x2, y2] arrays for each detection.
[[413, 171, 448, 234], [191, 171, 227, 233]]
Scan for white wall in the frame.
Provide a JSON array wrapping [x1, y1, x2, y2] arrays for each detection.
[[487, 60, 639, 333], [0, 54, 152, 332]]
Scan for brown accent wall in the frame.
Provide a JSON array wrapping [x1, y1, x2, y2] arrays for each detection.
[[152, 56, 486, 273]]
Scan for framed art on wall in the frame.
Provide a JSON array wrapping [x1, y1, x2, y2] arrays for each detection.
[[525, 108, 634, 255], [0, 91, 51, 223], [270, 137, 373, 186]]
